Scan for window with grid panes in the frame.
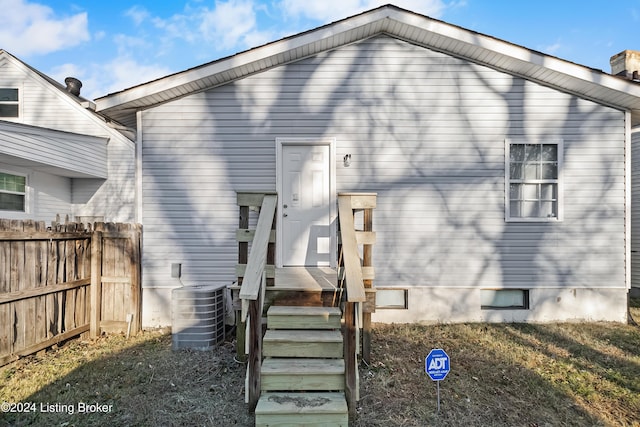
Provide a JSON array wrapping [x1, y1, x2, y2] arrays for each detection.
[[506, 140, 562, 221], [0, 89, 19, 117], [0, 172, 26, 211]]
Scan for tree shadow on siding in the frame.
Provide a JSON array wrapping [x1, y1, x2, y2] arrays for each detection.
[[190, 33, 629, 321]]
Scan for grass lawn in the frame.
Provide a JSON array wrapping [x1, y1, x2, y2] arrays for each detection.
[[1, 300, 639, 426]]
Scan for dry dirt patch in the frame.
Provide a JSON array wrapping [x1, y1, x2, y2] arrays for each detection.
[[1, 302, 639, 426]]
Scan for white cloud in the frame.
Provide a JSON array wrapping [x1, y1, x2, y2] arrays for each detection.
[[114, 33, 154, 56], [143, 0, 267, 54], [201, 0, 267, 49], [99, 57, 173, 95], [279, 0, 446, 23], [49, 62, 82, 83], [48, 56, 173, 100], [125, 5, 151, 26], [0, 0, 90, 56]]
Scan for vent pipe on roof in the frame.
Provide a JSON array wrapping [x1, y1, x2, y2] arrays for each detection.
[[610, 50, 640, 81], [64, 77, 82, 96]]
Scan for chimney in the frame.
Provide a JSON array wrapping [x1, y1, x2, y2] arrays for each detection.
[[610, 50, 640, 80], [64, 77, 82, 96]]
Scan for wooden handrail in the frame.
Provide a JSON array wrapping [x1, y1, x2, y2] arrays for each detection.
[[337, 195, 366, 302], [338, 193, 376, 420], [237, 193, 276, 412], [239, 195, 277, 306]]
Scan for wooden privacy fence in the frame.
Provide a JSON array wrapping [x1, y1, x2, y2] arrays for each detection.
[[0, 219, 141, 367]]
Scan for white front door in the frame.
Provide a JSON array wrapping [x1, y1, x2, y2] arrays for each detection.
[[281, 144, 331, 266]]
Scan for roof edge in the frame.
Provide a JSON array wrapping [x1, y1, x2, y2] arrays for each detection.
[[0, 119, 109, 144], [95, 4, 640, 115], [95, 5, 402, 110]]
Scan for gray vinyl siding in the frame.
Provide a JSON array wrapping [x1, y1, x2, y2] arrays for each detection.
[[140, 35, 626, 290], [32, 172, 71, 220], [71, 140, 136, 222]]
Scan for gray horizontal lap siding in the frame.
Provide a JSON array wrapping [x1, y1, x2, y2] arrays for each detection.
[[71, 140, 136, 222], [31, 172, 71, 220], [141, 35, 626, 290]]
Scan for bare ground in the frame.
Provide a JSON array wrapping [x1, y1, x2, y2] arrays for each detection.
[[1, 302, 639, 427]]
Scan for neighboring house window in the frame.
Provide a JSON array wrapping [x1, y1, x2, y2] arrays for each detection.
[[0, 172, 26, 211], [0, 88, 19, 117], [506, 140, 563, 221]]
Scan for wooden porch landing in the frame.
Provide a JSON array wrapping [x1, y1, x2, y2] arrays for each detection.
[[273, 267, 337, 291]]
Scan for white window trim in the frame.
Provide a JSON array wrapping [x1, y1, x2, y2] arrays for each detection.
[[0, 168, 30, 214], [505, 138, 564, 222]]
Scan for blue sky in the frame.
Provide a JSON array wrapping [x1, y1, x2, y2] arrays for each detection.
[[2, 0, 639, 100]]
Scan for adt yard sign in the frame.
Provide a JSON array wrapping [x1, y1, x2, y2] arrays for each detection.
[[426, 348, 450, 413], [426, 348, 450, 381]]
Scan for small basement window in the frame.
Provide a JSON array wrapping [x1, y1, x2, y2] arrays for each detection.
[[481, 289, 529, 310], [0, 88, 19, 117], [375, 288, 408, 309], [0, 172, 26, 211]]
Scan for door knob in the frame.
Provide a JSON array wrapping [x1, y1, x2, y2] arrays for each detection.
[[283, 213, 288, 217], [283, 204, 288, 208]]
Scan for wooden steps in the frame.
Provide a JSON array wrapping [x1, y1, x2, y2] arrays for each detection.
[[267, 306, 341, 329], [261, 358, 345, 391], [263, 330, 343, 358], [255, 305, 348, 427], [255, 392, 348, 426]]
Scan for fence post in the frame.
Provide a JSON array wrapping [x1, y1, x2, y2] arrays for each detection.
[[90, 230, 103, 338], [130, 225, 142, 335]]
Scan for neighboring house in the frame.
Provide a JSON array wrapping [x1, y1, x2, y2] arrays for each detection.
[[92, 5, 640, 327], [0, 50, 135, 223]]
